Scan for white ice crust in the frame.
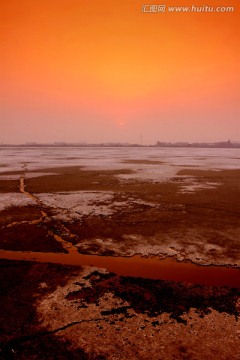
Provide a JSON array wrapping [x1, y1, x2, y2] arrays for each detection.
[[0, 193, 37, 211], [0, 147, 239, 180]]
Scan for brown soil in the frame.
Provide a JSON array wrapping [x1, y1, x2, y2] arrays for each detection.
[[61, 168, 239, 264], [38, 266, 240, 360], [0, 157, 239, 358], [0, 203, 70, 253], [0, 206, 42, 227], [0, 167, 239, 264], [67, 270, 240, 321], [0, 222, 67, 253], [0, 260, 239, 360], [0, 259, 87, 359], [25, 167, 135, 193], [0, 178, 20, 193]]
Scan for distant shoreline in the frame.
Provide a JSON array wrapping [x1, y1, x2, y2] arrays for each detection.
[[0, 143, 240, 149]]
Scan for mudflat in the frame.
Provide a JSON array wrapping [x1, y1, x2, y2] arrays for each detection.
[[0, 147, 239, 359]]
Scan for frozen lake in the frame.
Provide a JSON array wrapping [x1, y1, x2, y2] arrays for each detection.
[[0, 146, 239, 268], [0, 146, 240, 180]]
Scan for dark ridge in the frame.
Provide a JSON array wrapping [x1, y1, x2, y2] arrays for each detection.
[[66, 272, 240, 322]]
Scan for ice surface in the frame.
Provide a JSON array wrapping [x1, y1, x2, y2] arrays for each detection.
[[36, 191, 114, 215], [0, 172, 59, 180], [0, 193, 37, 211], [0, 148, 239, 212], [0, 147, 239, 180], [35, 191, 156, 222], [0, 147, 239, 266], [179, 181, 222, 193]]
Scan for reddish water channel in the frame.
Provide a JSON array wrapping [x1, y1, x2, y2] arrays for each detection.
[[7, 165, 238, 288], [0, 249, 239, 288]]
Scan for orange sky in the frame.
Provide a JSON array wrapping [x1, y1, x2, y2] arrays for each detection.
[[0, 0, 239, 144]]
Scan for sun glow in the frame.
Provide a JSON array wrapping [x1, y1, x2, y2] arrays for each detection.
[[0, 0, 239, 144]]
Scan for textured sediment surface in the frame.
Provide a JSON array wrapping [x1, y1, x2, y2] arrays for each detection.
[[0, 147, 239, 359], [0, 260, 239, 360]]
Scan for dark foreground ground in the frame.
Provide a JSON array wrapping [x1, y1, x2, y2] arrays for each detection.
[[0, 259, 239, 360]]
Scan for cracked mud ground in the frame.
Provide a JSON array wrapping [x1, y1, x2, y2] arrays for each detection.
[[0, 160, 240, 359]]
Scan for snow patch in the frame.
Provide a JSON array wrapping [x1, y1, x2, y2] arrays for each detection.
[[0, 193, 37, 211], [36, 191, 115, 221]]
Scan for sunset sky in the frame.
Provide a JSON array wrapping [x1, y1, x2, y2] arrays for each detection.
[[1, 0, 239, 145]]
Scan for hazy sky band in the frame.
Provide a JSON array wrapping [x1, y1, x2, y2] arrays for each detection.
[[0, 0, 239, 144]]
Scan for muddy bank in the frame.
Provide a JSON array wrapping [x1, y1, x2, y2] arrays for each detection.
[[0, 148, 239, 358], [0, 259, 239, 360], [19, 167, 135, 193], [0, 223, 67, 253], [0, 259, 87, 359], [66, 270, 240, 321], [28, 167, 240, 265], [0, 205, 69, 253], [0, 206, 41, 227], [1, 250, 240, 288], [0, 167, 239, 266]]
